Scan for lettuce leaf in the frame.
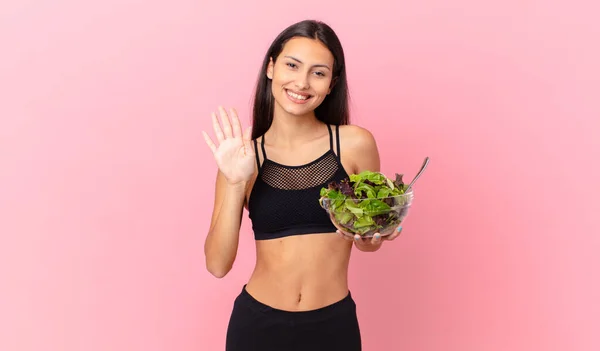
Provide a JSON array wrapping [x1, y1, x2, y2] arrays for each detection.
[[320, 170, 407, 236]]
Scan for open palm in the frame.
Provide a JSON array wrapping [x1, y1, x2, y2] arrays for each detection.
[[202, 106, 255, 185]]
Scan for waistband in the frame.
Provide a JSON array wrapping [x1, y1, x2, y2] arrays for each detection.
[[237, 284, 355, 323]]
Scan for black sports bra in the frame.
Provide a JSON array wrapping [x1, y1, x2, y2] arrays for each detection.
[[247, 124, 349, 240]]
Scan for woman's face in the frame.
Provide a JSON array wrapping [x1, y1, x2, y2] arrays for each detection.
[[267, 37, 335, 117]]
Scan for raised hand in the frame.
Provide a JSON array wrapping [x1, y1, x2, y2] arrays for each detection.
[[202, 106, 255, 185]]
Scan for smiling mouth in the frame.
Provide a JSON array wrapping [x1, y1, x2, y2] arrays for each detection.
[[285, 89, 312, 101]]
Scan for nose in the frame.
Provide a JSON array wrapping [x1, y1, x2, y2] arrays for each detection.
[[294, 74, 309, 90]]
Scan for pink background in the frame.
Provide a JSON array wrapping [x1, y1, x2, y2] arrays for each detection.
[[1, 1, 599, 350]]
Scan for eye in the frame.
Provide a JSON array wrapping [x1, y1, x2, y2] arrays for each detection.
[[286, 62, 297, 69], [314, 71, 326, 77]]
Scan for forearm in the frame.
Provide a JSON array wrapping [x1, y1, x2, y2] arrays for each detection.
[[204, 182, 247, 277]]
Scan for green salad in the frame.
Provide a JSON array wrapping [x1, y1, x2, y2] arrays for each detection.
[[319, 170, 409, 236]]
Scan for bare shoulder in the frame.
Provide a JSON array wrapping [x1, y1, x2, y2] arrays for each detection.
[[337, 124, 376, 145], [337, 124, 380, 174]]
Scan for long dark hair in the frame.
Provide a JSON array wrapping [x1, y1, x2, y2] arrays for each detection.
[[251, 20, 350, 140]]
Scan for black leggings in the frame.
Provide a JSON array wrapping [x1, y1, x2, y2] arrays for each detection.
[[225, 285, 362, 351]]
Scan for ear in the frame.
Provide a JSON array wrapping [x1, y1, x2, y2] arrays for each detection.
[[328, 76, 338, 95], [266, 57, 274, 80]]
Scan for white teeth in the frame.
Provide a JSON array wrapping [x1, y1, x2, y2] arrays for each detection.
[[287, 90, 309, 100]]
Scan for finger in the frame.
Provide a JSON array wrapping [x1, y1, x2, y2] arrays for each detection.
[[243, 139, 255, 157], [353, 235, 373, 250], [243, 125, 253, 141], [385, 226, 403, 241], [229, 108, 243, 138], [211, 112, 224, 143], [202, 131, 217, 154], [242, 126, 254, 155], [371, 233, 382, 245], [337, 230, 353, 241], [218, 106, 233, 138], [385, 232, 398, 241]]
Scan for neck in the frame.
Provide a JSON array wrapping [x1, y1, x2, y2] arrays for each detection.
[[265, 105, 323, 147]]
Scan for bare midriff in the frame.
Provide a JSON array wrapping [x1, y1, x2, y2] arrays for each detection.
[[245, 232, 354, 311]]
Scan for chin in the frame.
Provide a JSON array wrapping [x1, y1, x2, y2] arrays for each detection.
[[282, 103, 313, 116]]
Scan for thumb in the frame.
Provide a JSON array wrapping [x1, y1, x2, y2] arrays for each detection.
[[243, 126, 253, 141], [242, 126, 254, 155]]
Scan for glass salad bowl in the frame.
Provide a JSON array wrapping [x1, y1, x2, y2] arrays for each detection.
[[318, 168, 416, 240], [319, 192, 413, 238]]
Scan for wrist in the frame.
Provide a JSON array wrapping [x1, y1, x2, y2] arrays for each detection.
[[225, 179, 248, 191]]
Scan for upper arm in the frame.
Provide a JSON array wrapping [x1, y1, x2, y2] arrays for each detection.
[[340, 125, 381, 174]]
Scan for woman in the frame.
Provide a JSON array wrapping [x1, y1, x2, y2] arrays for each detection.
[[202, 19, 403, 351]]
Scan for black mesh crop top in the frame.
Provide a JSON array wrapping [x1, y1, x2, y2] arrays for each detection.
[[247, 124, 349, 240]]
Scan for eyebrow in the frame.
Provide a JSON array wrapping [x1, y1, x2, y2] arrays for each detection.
[[284, 55, 331, 70]]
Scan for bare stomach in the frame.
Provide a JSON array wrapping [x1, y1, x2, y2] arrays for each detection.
[[245, 232, 354, 311]]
